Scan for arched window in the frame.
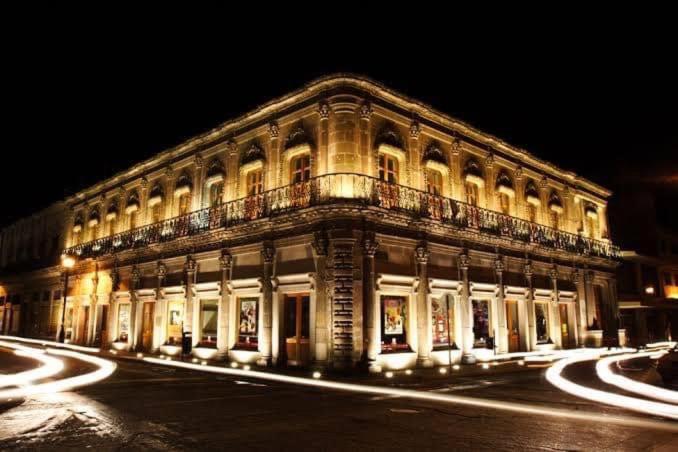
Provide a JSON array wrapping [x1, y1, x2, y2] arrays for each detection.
[[177, 192, 191, 216], [205, 159, 226, 207], [72, 215, 83, 246], [209, 181, 224, 207], [174, 172, 192, 216], [125, 191, 140, 230], [247, 170, 263, 196], [291, 154, 311, 184], [585, 204, 599, 239], [548, 191, 563, 230], [422, 142, 449, 196], [88, 209, 100, 241], [495, 170, 514, 215], [465, 182, 479, 206], [106, 202, 118, 236], [524, 181, 540, 223], [463, 158, 484, 207], [148, 184, 164, 223]]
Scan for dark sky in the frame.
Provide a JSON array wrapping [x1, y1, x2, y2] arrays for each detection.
[[3, 13, 676, 231]]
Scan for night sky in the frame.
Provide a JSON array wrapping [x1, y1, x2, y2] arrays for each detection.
[[4, 17, 676, 233]]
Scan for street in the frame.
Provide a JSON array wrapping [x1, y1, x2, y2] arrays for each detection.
[[1, 345, 677, 451]]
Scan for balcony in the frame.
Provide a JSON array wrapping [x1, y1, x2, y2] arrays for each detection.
[[63, 173, 620, 261]]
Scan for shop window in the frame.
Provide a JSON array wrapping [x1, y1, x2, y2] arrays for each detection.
[[381, 295, 409, 352], [535, 302, 550, 343], [472, 299, 490, 347], [117, 303, 131, 342], [425, 169, 443, 196], [178, 193, 191, 216], [291, 155, 311, 184], [167, 300, 184, 345], [199, 299, 218, 346], [465, 182, 479, 207], [209, 181, 224, 207], [237, 297, 258, 349], [432, 295, 455, 348], [378, 154, 399, 184]]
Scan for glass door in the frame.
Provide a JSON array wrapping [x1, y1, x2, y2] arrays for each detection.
[[505, 300, 520, 353], [284, 294, 310, 366]]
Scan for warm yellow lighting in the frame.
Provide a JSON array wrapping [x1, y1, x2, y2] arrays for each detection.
[[243, 365, 251, 371], [482, 363, 490, 370], [452, 364, 460, 371], [385, 371, 394, 378], [312, 371, 322, 379], [439, 367, 448, 374], [192, 358, 198, 363], [665, 285, 678, 299], [230, 362, 238, 368], [405, 369, 413, 375], [136, 353, 143, 358], [201, 360, 207, 366], [518, 360, 525, 366], [645, 286, 655, 295], [61, 255, 76, 269]]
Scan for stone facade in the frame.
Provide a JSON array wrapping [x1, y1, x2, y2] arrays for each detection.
[[0, 74, 621, 370]]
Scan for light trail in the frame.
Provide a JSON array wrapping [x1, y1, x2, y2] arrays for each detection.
[[0, 344, 116, 400], [143, 356, 678, 431], [596, 351, 678, 404], [0, 335, 100, 353], [0, 341, 64, 388], [545, 351, 678, 420]]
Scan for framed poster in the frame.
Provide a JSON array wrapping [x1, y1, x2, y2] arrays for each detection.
[[239, 298, 258, 336], [118, 303, 131, 342], [383, 297, 405, 335]]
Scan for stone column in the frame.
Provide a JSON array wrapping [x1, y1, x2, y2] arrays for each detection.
[[155, 261, 167, 350], [549, 265, 561, 347], [192, 154, 204, 211], [451, 137, 463, 201], [227, 139, 239, 201], [409, 121, 421, 188], [514, 167, 525, 219], [494, 256, 507, 353], [328, 98, 358, 174], [584, 269, 596, 329], [88, 269, 99, 345], [139, 177, 149, 225], [312, 231, 330, 365], [164, 166, 175, 220], [130, 265, 142, 350], [539, 176, 550, 226], [108, 264, 119, 347], [524, 260, 536, 350], [317, 102, 330, 176], [415, 243, 433, 367], [184, 255, 197, 344], [362, 232, 379, 371], [258, 243, 275, 366], [459, 252, 473, 355], [484, 152, 496, 210], [330, 234, 356, 369], [268, 122, 280, 186], [573, 268, 587, 345], [359, 102, 373, 176], [217, 249, 232, 359]]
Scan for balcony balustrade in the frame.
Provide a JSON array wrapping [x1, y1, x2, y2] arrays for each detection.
[[64, 173, 620, 260]]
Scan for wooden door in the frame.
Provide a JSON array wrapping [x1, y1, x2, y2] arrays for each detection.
[[142, 302, 155, 350], [505, 300, 520, 353], [559, 304, 571, 348], [80, 306, 90, 344], [284, 294, 310, 366]]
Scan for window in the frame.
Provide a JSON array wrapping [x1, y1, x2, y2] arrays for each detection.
[[291, 155, 311, 184], [527, 204, 537, 223], [465, 182, 479, 207], [128, 211, 138, 230], [167, 300, 184, 345], [592, 285, 604, 330], [117, 303, 131, 342], [550, 211, 560, 230], [200, 299, 218, 346], [247, 170, 263, 196], [89, 224, 99, 241], [381, 295, 409, 352], [178, 193, 191, 216], [72, 230, 81, 246], [237, 297, 258, 348], [535, 303, 550, 343], [587, 215, 598, 239], [472, 299, 490, 347], [378, 154, 398, 184], [107, 218, 116, 236], [499, 193, 510, 215], [432, 295, 455, 348], [151, 202, 164, 223], [425, 169, 443, 195], [209, 182, 224, 207]]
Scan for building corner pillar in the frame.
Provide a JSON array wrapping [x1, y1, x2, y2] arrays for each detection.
[[459, 252, 473, 356], [362, 232, 379, 372], [184, 255, 197, 344]]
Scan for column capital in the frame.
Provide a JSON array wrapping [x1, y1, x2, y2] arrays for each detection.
[[458, 252, 469, 271], [268, 121, 279, 140], [219, 250, 232, 271], [156, 261, 167, 278], [184, 255, 197, 274], [194, 154, 204, 168], [362, 233, 379, 258], [227, 138, 238, 157], [262, 242, 276, 263], [317, 101, 330, 121], [415, 243, 429, 264], [409, 120, 421, 140], [571, 268, 581, 284], [359, 101, 373, 121], [549, 265, 558, 282], [485, 151, 495, 169], [514, 166, 524, 180], [523, 260, 533, 278], [312, 231, 329, 257], [131, 265, 141, 284], [451, 136, 462, 156], [539, 175, 549, 190], [494, 256, 504, 275], [165, 165, 175, 180], [585, 269, 595, 283]]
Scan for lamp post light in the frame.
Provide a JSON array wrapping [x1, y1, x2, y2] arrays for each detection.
[[58, 254, 76, 343]]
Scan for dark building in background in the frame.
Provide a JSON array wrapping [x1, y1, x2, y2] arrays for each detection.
[[612, 188, 678, 345]]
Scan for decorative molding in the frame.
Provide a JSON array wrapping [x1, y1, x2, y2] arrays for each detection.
[[317, 101, 330, 120]]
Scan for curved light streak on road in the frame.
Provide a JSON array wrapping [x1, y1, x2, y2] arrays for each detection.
[[143, 356, 678, 431], [0, 341, 64, 388], [546, 352, 678, 420], [596, 351, 678, 404], [0, 346, 116, 400], [0, 335, 100, 353]]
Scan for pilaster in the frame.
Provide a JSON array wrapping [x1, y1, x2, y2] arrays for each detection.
[[415, 242, 433, 367], [329, 233, 356, 368], [361, 232, 379, 371], [312, 230, 330, 365], [218, 249, 232, 359], [258, 242, 275, 366]]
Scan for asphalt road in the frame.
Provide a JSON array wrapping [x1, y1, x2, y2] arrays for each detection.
[[1, 348, 677, 451]]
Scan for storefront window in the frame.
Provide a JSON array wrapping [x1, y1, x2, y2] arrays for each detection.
[[167, 300, 184, 345], [432, 295, 455, 348], [200, 299, 218, 346], [117, 303, 131, 342], [535, 302, 550, 343], [472, 299, 490, 347], [381, 295, 409, 352], [237, 297, 258, 349]]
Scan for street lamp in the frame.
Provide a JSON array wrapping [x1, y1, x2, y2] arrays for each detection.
[[58, 254, 76, 343]]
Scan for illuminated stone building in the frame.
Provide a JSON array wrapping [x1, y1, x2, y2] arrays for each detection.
[[0, 75, 621, 370]]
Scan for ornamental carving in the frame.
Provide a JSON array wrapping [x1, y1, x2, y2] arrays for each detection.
[[464, 158, 483, 178], [227, 139, 238, 157], [514, 166, 523, 180], [422, 141, 447, 165], [571, 268, 581, 284], [494, 256, 504, 275], [523, 260, 533, 278], [374, 123, 403, 149], [359, 101, 373, 120], [362, 232, 379, 258], [184, 255, 197, 274], [549, 266, 558, 282], [485, 152, 495, 168], [194, 154, 204, 168], [458, 253, 469, 270], [268, 121, 280, 139], [495, 170, 513, 190], [285, 124, 313, 150], [312, 230, 329, 257], [451, 136, 462, 155], [262, 243, 276, 263], [539, 175, 548, 189], [165, 165, 174, 179], [241, 143, 266, 165], [206, 158, 225, 178], [131, 265, 141, 283], [140, 177, 149, 189], [409, 121, 421, 139], [317, 101, 330, 120], [415, 244, 429, 264], [156, 261, 167, 278], [219, 250, 233, 270]]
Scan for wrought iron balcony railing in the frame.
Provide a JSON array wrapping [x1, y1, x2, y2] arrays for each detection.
[[64, 173, 620, 261]]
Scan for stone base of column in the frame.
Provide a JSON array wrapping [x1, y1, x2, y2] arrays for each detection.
[[256, 357, 271, 367], [417, 357, 434, 368], [368, 361, 382, 373], [217, 348, 229, 361]]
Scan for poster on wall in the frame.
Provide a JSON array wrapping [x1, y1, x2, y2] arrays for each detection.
[[118, 304, 131, 341], [431, 296, 454, 345], [383, 297, 405, 335], [239, 299, 257, 335], [167, 300, 184, 342]]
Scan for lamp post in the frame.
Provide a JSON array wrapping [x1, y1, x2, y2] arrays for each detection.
[[58, 254, 75, 343]]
